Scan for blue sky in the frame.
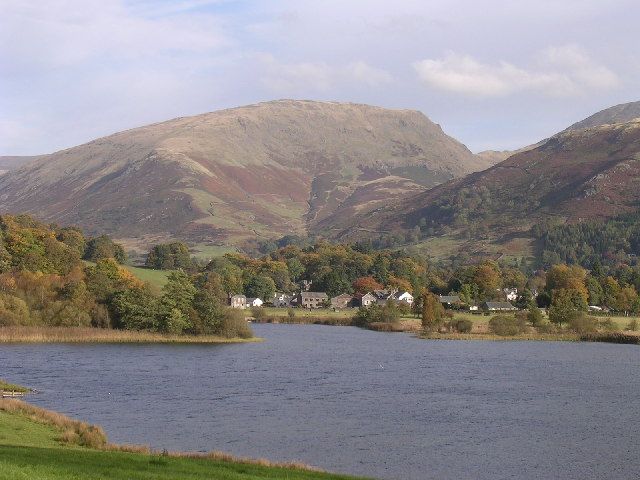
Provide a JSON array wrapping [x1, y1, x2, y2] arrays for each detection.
[[1, 0, 639, 155]]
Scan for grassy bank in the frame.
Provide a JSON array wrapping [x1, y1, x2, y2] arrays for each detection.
[[418, 331, 580, 342], [0, 399, 367, 480], [0, 380, 30, 394], [0, 327, 261, 344]]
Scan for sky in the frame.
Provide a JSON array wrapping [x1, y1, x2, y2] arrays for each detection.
[[1, 0, 639, 156]]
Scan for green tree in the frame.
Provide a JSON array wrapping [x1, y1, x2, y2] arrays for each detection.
[[110, 286, 159, 331], [548, 288, 587, 326], [244, 274, 276, 300], [83, 236, 126, 264], [158, 271, 196, 333], [421, 291, 444, 332], [145, 242, 193, 271]]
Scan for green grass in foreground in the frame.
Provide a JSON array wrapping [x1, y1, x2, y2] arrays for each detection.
[[0, 405, 367, 480]]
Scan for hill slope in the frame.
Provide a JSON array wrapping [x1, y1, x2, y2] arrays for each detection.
[[336, 117, 640, 260], [0, 100, 490, 249], [566, 101, 640, 131]]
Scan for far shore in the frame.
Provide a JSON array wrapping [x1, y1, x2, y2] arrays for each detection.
[[0, 326, 262, 344]]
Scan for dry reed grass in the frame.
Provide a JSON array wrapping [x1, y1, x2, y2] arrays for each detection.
[[1, 398, 319, 471], [0, 326, 261, 344]]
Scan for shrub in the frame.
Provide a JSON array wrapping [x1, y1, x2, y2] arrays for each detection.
[[488, 315, 526, 336], [568, 314, 598, 334], [527, 305, 544, 326], [250, 306, 265, 320], [287, 308, 295, 319], [219, 309, 253, 338], [536, 322, 557, 334], [626, 318, 638, 331], [454, 318, 473, 333]]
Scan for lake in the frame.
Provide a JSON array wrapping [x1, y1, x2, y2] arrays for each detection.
[[1, 324, 639, 479]]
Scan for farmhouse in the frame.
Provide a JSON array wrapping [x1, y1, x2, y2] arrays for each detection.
[[296, 291, 329, 309], [229, 294, 247, 309], [392, 291, 414, 305], [271, 292, 292, 307], [331, 293, 354, 309], [439, 295, 462, 307], [356, 292, 377, 307]]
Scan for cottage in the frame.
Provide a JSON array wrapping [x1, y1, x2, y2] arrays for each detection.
[[246, 297, 263, 308], [296, 291, 329, 309], [271, 292, 292, 307], [356, 292, 377, 307], [482, 301, 517, 312], [439, 295, 462, 307], [331, 293, 354, 309], [392, 291, 414, 305], [229, 294, 247, 309]]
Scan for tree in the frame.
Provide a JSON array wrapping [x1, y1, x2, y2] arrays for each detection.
[[615, 285, 639, 315], [192, 289, 225, 334], [157, 271, 196, 333], [473, 262, 501, 300], [548, 288, 587, 326], [244, 274, 276, 301], [421, 290, 444, 332], [145, 242, 193, 270], [545, 264, 588, 303], [83, 236, 126, 264], [110, 286, 159, 331], [352, 276, 383, 294], [585, 276, 604, 305], [526, 302, 544, 327]]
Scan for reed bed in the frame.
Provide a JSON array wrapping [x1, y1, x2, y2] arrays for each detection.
[[0, 326, 261, 344]]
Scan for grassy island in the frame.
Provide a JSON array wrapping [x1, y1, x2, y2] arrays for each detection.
[[0, 399, 367, 480]]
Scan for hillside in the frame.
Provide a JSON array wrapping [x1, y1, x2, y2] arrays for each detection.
[[0, 156, 37, 175], [566, 101, 640, 131], [334, 117, 640, 261], [0, 100, 491, 251]]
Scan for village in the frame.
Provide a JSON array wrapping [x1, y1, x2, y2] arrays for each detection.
[[228, 285, 523, 314]]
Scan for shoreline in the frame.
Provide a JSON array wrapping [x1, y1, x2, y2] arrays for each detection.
[[0, 397, 364, 479], [0, 326, 262, 344]]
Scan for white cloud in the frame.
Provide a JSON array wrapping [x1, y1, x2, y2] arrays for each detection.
[[413, 46, 619, 97], [259, 55, 393, 93]]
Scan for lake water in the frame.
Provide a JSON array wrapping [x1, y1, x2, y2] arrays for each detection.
[[1, 324, 639, 479]]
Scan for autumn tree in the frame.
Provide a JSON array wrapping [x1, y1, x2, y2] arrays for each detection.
[[421, 290, 444, 332]]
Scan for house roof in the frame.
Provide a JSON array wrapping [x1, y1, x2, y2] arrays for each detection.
[[300, 291, 328, 299], [392, 291, 413, 300], [483, 301, 516, 310], [331, 293, 353, 300], [230, 294, 246, 299], [439, 295, 461, 303], [246, 297, 262, 303]]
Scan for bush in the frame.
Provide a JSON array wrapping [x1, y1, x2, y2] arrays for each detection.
[[536, 322, 557, 334], [454, 318, 473, 333], [488, 315, 526, 336], [626, 318, 638, 331], [568, 314, 598, 334], [287, 308, 295, 319], [219, 309, 253, 338], [251, 306, 265, 320], [527, 305, 544, 326]]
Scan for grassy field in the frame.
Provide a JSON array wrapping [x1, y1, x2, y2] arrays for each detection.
[[122, 265, 172, 291], [0, 327, 261, 344], [0, 399, 366, 480]]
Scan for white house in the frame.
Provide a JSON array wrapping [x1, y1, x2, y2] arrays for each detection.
[[504, 288, 518, 302], [246, 297, 264, 308], [392, 291, 414, 305]]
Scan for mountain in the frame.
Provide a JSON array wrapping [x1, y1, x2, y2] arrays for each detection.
[[0, 156, 37, 175], [335, 110, 640, 261], [0, 100, 491, 251], [565, 101, 640, 131]]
